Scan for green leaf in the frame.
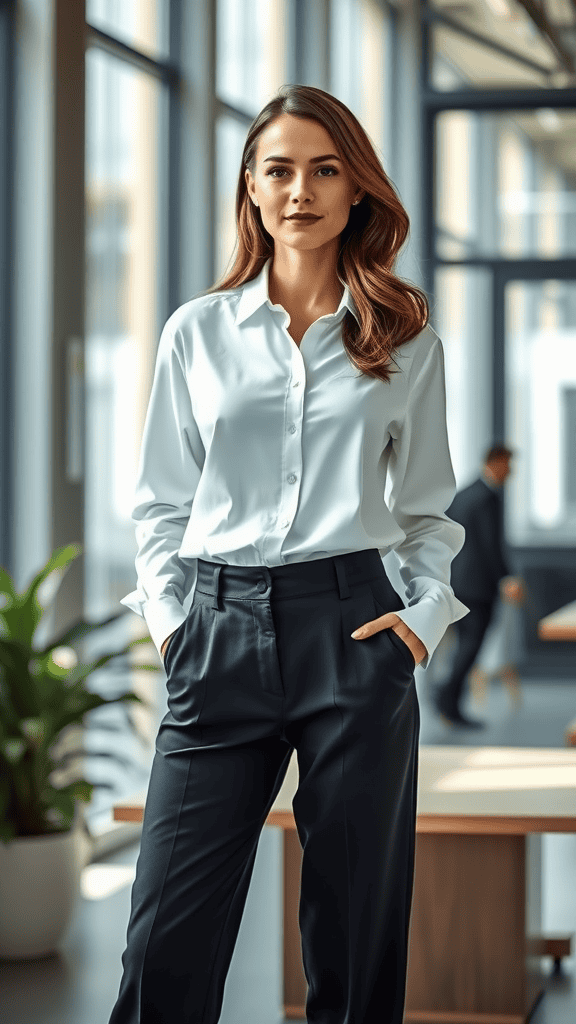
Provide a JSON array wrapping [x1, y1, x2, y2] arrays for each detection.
[[2, 737, 26, 763], [7, 544, 82, 650], [70, 779, 94, 803], [21, 543, 82, 609], [20, 717, 46, 745], [0, 566, 16, 600], [44, 784, 77, 823], [37, 609, 131, 655], [0, 542, 160, 843]]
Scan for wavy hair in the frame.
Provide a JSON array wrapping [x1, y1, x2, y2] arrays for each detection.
[[202, 84, 430, 384]]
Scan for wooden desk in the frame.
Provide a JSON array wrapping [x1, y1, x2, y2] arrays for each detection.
[[114, 745, 576, 1024], [538, 600, 576, 640]]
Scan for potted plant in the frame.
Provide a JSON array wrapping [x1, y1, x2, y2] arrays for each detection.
[[0, 541, 161, 960]]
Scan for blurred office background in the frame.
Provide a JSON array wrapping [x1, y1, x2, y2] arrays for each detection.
[[1, 0, 576, 1021]]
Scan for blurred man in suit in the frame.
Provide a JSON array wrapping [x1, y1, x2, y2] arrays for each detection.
[[432, 443, 524, 728]]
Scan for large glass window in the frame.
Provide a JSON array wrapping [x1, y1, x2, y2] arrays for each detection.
[[428, 0, 568, 92], [330, 0, 391, 164], [214, 0, 290, 283], [86, 0, 170, 60], [216, 0, 289, 115], [214, 117, 250, 283], [85, 48, 168, 619], [433, 265, 493, 487], [505, 278, 576, 546], [435, 109, 576, 260], [84, 46, 168, 825]]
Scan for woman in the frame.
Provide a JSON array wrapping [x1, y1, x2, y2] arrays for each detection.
[[110, 84, 468, 1024]]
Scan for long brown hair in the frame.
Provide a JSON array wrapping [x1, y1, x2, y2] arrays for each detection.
[[203, 84, 430, 384]]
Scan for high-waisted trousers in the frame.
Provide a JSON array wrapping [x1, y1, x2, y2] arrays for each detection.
[[107, 547, 420, 1024]]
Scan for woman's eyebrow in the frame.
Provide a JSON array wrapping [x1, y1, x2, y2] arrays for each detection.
[[263, 154, 342, 164]]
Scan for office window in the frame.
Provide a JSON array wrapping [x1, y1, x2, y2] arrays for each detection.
[[435, 109, 576, 261], [214, 0, 290, 283], [330, 0, 391, 164], [433, 265, 493, 488], [216, 0, 289, 115], [86, 0, 170, 60], [85, 47, 168, 616], [505, 279, 576, 546], [214, 116, 250, 283], [84, 47, 168, 821], [428, 0, 564, 91]]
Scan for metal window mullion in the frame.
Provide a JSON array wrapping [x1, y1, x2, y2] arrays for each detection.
[[432, 257, 576, 275], [421, 5, 555, 79], [0, 0, 15, 573], [84, 22, 179, 86], [215, 96, 254, 126], [422, 86, 576, 111], [167, 0, 182, 320]]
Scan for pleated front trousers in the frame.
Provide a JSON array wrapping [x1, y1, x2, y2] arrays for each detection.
[[107, 548, 421, 1024]]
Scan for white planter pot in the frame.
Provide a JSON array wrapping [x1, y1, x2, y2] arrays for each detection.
[[0, 814, 86, 960]]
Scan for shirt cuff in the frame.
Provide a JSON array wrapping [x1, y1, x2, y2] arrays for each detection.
[[119, 591, 188, 662], [393, 589, 470, 671]]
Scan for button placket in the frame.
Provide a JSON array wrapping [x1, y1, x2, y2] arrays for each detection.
[[274, 360, 304, 543]]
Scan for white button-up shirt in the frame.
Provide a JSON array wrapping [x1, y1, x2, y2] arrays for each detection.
[[120, 256, 469, 670]]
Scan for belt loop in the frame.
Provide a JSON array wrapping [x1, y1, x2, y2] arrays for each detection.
[[211, 564, 222, 611], [334, 556, 351, 600]]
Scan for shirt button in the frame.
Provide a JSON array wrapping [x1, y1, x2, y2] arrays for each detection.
[[292, 380, 301, 387], [287, 473, 297, 484], [281, 519, 290, 528], [289, 424, 297, 433], [257, 579, 267, 593]]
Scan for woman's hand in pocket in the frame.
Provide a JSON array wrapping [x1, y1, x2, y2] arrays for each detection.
[[161, 629, 178, 663], [351, 612, 427, 667]]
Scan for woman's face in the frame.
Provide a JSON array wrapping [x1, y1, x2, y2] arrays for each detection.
[[245, 113, 362, 255]]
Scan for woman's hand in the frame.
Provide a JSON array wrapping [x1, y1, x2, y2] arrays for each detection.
[[161, 629, 178, 661], [351, 612, 427, 666]]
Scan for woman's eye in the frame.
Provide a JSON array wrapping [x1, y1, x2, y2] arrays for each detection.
[[266, 166, 338, 178]]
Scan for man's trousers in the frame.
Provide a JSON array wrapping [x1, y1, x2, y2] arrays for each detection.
[[107, 547, 421, 1024], [437, 598, 495, 714]]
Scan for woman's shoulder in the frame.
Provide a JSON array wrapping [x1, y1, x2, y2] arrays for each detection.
[[394, 322, 442, 379], [164, 288, 241, 337]]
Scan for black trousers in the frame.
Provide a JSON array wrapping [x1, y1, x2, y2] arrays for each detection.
[[108, 548, 420, 1024], [437, 598, 495, 713]]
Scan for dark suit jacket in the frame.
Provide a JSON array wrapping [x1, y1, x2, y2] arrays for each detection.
[[447, 477, 511, 603]]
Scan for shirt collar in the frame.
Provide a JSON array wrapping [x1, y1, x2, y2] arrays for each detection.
[[234, 255, 360, 327]]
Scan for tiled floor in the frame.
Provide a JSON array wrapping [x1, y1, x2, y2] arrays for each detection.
[[1, 672, 575, 1024]]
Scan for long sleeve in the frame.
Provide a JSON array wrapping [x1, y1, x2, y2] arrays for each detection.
[[119, 317, 204, 659], [385, 334, 469, 670]]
